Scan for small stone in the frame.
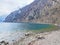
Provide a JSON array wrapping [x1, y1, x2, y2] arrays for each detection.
[[36, 35, 45, 40], [37, 36, 45, 39], [25, 32, 33, 36], [25, 33, 30, 36]]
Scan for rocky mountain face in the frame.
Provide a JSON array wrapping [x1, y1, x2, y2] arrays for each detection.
[[4, 0, 60, 24]]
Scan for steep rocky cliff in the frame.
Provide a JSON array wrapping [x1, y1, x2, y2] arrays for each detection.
[[4, 0, 60, 24]]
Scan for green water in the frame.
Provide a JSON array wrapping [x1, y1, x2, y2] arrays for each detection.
[[0, 23, 57, 32]]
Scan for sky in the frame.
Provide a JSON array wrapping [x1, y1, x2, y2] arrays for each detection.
[[0, 0, 34, 16]]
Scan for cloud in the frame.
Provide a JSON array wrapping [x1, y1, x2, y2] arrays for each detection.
[[0, 0, 34, 16]]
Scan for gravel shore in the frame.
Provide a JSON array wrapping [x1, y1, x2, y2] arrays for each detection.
[[19, 30, 60, 45], [0, 30, 60, 45]]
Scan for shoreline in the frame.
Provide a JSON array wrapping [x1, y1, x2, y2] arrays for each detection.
[[0, 29, 60, 45]]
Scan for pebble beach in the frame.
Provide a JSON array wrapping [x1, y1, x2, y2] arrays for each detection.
[[0, 29, 60, 45]]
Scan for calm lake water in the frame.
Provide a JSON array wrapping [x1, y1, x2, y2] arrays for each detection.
[[0, 23, 52, 32]]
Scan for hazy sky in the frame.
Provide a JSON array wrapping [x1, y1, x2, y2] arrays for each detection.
[[0, 0, 34, 16]]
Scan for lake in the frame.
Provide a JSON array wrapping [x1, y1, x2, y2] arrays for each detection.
[[0, 23, 54, 33]]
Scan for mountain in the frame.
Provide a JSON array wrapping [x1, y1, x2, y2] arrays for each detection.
[[4, 0, 60, 24], [0, 15, 7, 22]]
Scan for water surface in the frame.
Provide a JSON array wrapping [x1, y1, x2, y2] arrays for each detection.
[[0, 23, 52, 32]]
